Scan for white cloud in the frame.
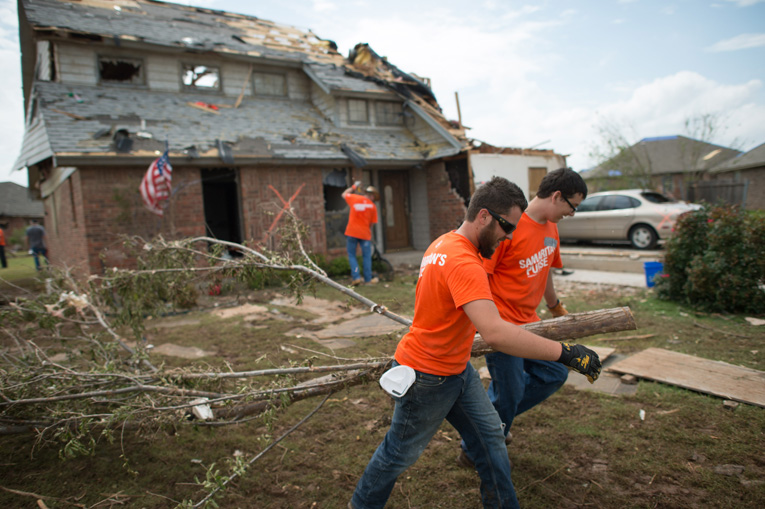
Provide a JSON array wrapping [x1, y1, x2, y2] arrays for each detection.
[[312, 0, 338, 12], [574, 71, 765, 167], [722, 0, 765, 6], [707, 33, 765, 52]]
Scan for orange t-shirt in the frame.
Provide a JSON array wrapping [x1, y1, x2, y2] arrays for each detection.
[[395, 232, 494, 376], [483, 213, 562, 325], [0, 228, 5, 246], [344, 193, 378, 240]]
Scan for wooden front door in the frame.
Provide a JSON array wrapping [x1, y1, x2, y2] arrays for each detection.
[[379, 171, 410, 250]]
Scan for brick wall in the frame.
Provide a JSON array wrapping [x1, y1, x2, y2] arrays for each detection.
[[425, 161, 467, 239]]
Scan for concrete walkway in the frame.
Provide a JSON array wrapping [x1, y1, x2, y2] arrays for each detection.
[[383, 250, 653, 289]]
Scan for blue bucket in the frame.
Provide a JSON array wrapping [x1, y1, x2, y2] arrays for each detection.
[[643, 261, 664, 288]]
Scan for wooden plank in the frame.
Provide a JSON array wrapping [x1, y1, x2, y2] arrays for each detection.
[[606, 347, 765, 408]]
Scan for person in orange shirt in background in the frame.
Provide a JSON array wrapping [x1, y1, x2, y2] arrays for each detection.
[[0, 223, 7, 269], [458, 167, 588, 468], [350, 176, 600, 509], [342, 181, 380, 286]]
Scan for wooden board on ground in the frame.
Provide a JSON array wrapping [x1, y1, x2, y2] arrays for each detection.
[[606, 347, 765, 407]]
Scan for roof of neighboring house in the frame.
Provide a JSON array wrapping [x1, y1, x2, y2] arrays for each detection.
[[709, 142, 765, 173], [15, 81, 457, 168], [589, 135, 742, 178], [17, 0, 465, 169], [0, 182, 45, 217]]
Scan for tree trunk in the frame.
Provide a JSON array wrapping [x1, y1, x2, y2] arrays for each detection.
[[471, 306, 636, 356]]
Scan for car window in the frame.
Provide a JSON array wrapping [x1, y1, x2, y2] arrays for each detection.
[[599, 195, 638, 211], [641, 191, 674, 203], [575, 196, 603, 212]]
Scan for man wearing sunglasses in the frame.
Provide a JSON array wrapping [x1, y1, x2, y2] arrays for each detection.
[[457, 167, 588, 470], [350, 176, 600, 509]]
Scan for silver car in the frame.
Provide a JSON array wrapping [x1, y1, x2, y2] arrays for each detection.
[[557, 189, 701, 249]]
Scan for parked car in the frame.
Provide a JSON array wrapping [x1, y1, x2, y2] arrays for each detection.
[[557, 189, 701, 249]]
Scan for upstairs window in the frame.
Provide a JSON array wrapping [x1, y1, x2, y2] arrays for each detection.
[[182, 64, 220, 91], [348, 99, 369, 124], [99, 56, 143, 85], [376, 101, 403, 125], [253, 72, 286, 96]]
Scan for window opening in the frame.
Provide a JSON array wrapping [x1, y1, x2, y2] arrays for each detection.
[[348, 99, 369, 124], [323, 168, 350, 249], [253, 72, 286, 96], [99, 57, 143, 84], [376, 101, 403, 125], [183, 64, 220, 90]]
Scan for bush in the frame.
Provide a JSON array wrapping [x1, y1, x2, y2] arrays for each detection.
[[656, 204, 765, 314]]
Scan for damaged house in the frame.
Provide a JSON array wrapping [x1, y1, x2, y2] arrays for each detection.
[[14, 0, 471, 276]]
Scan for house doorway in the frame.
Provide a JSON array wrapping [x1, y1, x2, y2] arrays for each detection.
[[201, 168, 242, 246], [379, 171, 411, 250], [528, 167, 547, 198]]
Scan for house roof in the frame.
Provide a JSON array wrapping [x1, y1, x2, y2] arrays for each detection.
[[15, 81, 458, 168], [17, 0, 465, 169], [589, 135, 742, 178], [709, 142, 765, 173], [21, 0, 343, 65], [0, 182, 45, 217]]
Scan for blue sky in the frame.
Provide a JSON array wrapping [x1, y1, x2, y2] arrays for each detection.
[[2, 0, 764, 187]]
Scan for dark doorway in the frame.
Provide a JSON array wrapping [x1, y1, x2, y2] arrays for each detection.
[[202, 168, 242, 245]]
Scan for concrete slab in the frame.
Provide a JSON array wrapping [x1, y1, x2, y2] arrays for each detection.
[[553, 268, 649, 288]]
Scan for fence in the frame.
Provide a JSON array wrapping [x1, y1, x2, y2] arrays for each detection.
[[687, 179, 748, 207]]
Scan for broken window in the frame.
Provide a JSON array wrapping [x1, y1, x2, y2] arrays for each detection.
[[182, 64, 220, 90], [323, 168, 350, 249], [376, 101, 403, 126], [98, 57, 143, 84], [347, 99, 369, 124], [253, 72, 286, 96]]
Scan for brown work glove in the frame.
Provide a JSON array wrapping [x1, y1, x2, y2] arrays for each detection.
[[556, 343, 601, 383], [548, 299, 568, 317]]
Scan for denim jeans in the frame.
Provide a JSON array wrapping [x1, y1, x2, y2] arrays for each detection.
[[31, 246, 48, 270], [351, 362, 518, 509], [346, 236, 372, 282], [462, 353, 568, 460]]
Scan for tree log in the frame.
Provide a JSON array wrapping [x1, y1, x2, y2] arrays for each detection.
[[471, 306, 636, 356]]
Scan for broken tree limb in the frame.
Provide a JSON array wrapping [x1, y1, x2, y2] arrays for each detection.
[[471, 306, 637, 356]]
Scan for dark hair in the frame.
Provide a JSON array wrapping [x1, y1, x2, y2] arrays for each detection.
[[536, 167, 588, 200], [466, 176, 527, 221]]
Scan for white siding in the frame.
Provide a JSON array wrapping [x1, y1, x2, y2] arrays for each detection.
[[287, 69, 310, 100], [408, 113, 444, 146], [36, 41, 52, 81], [471, 153, 567, 199], [311, 82, 336, 122], [222, 62, 252, 97], [56, 44, 97, 85], [146, 54, 180, 92]]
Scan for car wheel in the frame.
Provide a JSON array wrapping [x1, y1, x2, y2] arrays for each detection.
[[629, 224, 658, 249]]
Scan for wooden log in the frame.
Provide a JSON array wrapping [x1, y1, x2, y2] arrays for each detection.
[[471, 306, 636, 356]]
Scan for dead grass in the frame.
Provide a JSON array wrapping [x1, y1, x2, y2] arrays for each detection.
[[1, 269, 764, 508]]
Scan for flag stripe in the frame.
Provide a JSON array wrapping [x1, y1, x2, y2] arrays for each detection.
[[140, 151, 173, 215]]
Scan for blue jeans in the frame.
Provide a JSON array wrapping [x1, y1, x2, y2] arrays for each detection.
[[346, 236, 372, 282], [462, 353, 568, 460], [351, 362, 518, 509], [31, 246, 48, 270]]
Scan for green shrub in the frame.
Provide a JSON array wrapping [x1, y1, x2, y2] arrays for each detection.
[[656, 204, 765, 313]]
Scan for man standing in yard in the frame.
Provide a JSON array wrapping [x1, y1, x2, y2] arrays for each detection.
[[0, 223, 7, 269], [458, 167, 587, 468], [350, 176, 601, 509], [342, 181, 379, 286], [25, 219, 49, 270]]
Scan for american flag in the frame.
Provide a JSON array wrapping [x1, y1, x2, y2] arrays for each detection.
[[140, 151, 173, 216]]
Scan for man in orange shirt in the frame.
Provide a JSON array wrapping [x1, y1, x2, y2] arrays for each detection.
[[0, 223, 7, 269], [342, 181, 379, 285], [350, 176, 600, 509], [458, 168, 587, 468]]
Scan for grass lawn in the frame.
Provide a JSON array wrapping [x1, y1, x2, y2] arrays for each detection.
[[0, 268, 763, 508]]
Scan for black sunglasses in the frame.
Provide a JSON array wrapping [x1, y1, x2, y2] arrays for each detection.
[[561, 194, 577, 213], [486, 208, 517, 235]]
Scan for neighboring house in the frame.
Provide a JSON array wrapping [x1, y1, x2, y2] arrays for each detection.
[[586, 135, 741, 200], [0, 181, 45, 244], [702, 142, 765, 210], [469, 142, 567, 199], [14, 0, 471, 276]]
